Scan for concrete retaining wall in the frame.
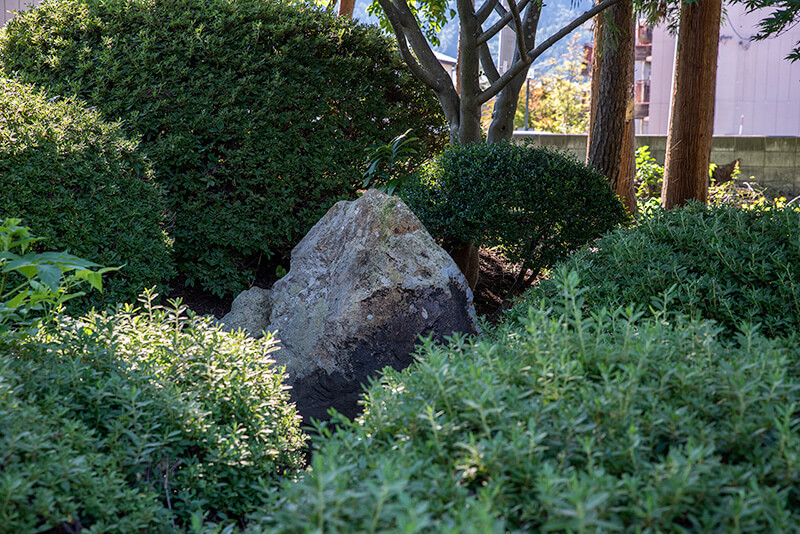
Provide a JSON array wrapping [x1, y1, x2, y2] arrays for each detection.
[[513, 132, 800, 197]]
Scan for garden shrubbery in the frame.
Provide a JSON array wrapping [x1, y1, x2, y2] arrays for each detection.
[[0, 291, 306, 532], [252, 272, 800, 532], [401, 142, 629, 298], [0, 78, 173, 309], [0, 0, 446, 296], [520, 203, 800, 337]]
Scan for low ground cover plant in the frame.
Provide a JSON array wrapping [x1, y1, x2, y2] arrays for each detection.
[[634, 145, 787, 210], [520, 203, 800, 338], [0, 290, 306, 532], [0, 78, 173, 309], [0, 0, 445, 297], [401, 142, 629, 300], [252, 272, 800, 532]]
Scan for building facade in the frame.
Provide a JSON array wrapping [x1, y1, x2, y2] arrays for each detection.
[[638, 5, 800, 136]]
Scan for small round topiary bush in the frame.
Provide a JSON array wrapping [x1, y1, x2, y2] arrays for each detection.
[[400, 141, 629, 299], [524, 202, 800, 338], [0, 0, 446, 297], [0, 291, 306, 532], [0, 78, 174, 309]]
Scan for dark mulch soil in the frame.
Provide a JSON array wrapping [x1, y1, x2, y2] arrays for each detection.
[[167, 279, 234, 319], [167, 248, 524, 320], [472, 247, 521, 319]]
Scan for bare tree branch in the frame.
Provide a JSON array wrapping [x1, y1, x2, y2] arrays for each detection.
[[477, 0, 531, 44], [476, 0, 501, 24], [479, 0, 622, 104], [378, 0, 439, 89], [383, 0, 455, 93], [479, 42, 500, 82], [494, 2, 509, 19], [507, 0, 530, 63]]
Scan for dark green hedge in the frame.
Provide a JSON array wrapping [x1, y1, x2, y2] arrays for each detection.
[[0, 293, 306, 532], [0, 0, 446, 296], [519, 203, 800, 338], [401, 142, 628, 296], [0, 78, 174, 308], [251, 276, 800, 532]]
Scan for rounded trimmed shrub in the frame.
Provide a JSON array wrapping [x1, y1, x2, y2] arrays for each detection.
[[250, 275, 800, 532], [0, 0, 446, 297], [0, 291, 306, 532], [400, 142, 629, 298], [524, 203, 800, 338], [0, 78, 174, 308]]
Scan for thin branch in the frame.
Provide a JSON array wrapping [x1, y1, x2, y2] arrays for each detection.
[[494, 2, 509, 19], [478, 0, 532, 45], [479, 42, 500, 82], [479, 0, 623, 104], [476, 0, 501, 24], [378, 0, 439, 89], [379, 0, 455, 93], [507, 0, 530, 63]]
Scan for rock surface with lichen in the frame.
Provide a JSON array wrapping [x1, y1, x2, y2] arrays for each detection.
[[217, 286, 272, 337], [267, 188, 477, 422]]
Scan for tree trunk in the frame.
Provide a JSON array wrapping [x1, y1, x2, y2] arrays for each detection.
[[661, 0, 722, 209], [586, 0, 635, 196], [486, 69, 528, 143], [337, 0, 355, 18], [618, 104, 637, 214], [586, 9, 603, 151], [450, 241, 480, 290]]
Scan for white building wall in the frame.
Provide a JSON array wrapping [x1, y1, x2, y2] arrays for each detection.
[[648, 4, 800, 136], [2, 0, 39, 26]]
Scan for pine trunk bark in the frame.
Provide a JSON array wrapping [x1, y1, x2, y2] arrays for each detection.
[[337, 0, 355, 17], [661, 0, 722, 209], [586, 10, 603, 152], [586, 0, 635, 197]]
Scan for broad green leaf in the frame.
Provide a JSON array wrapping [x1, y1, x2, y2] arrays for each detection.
[[6, 289, 29, 309], [36, 264, 63, 291]]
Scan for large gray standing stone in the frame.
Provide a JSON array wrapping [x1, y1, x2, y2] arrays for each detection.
[[268, 189, 477, 422]]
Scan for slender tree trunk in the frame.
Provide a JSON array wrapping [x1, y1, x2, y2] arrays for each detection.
[[451, 1, 483, 287], [618, 103, 637, 214], [661, 0, 721, 209], [337, 0, 355, 17], [586, 0, 635, 198]]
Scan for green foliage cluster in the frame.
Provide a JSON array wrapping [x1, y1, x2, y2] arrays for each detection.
[[523, 203, 800, 338], [634, 145, 664, 199], [252, 272, 800, 532], [401, 141, 628, 296], [0, 218, 115, 332], [0, 0, 445, 297], [707, 179, 797, 210], [635, 145, 780, 210], [0, 290, 306, 532], [514, 35, 590, 134], [362, 129, 420, 195], [741, 0, 800, 61], [0, 78, 173, 308]]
